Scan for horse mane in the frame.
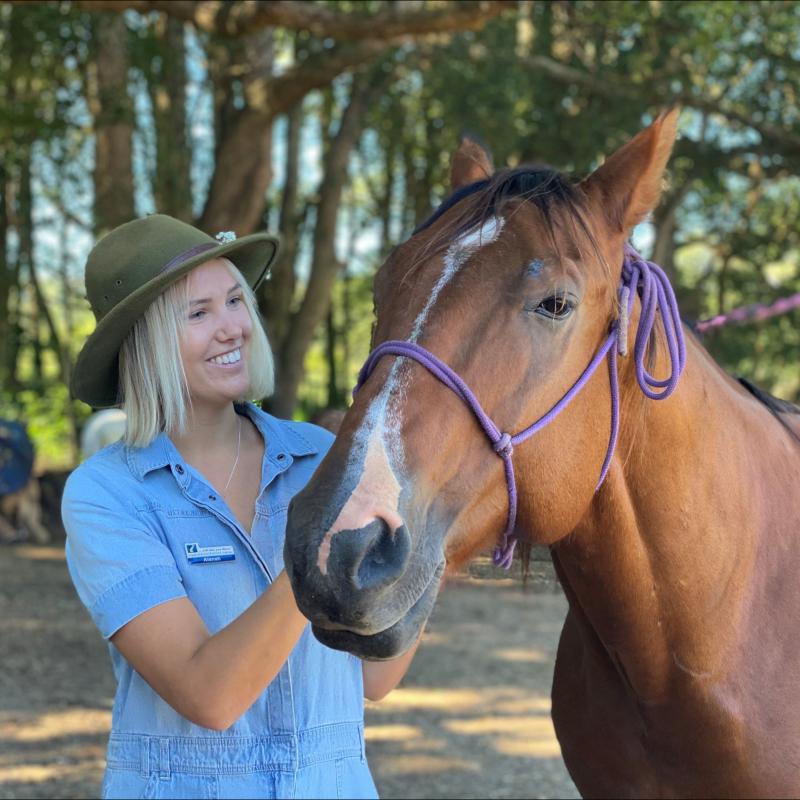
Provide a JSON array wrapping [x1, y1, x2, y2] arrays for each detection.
[[412, 166, 613, 295], [736, 376, 800, 443], [415, 166, 582, 233]]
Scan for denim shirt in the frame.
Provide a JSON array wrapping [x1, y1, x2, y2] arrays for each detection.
[[62, 404, 377, 800]]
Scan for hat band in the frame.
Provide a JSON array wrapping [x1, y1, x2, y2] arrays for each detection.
[[159, 242, 219, 275]]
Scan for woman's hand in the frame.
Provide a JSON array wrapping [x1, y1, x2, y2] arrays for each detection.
[[361, 630, 424, 701]]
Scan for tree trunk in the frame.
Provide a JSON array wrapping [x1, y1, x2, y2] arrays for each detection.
[[270, 71, 377, 417], [0, 159, 10, 391], [3, 172, 22, 392], [200, 31, 274, 234], [54, 163, 82, 462], [402, 138, 418, 235], [259, 97, 303, 351], [16, 154, 44, 386], [20, 157, 72, 392], [378, 139, 397, 258], [325, 305, 339, 408], [88, 12, 135, 234], [148, 16, 192, 221], [651, 182, 694, 318]]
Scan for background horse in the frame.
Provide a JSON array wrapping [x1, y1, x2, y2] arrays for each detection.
[[284, 110, 800, 797], [79, 408, 127, 461]]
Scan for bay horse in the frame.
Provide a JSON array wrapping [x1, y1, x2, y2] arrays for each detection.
[[284, 110, 800, 798]]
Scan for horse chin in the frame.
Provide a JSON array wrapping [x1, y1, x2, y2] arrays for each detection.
[[310, 560, 445, 660]]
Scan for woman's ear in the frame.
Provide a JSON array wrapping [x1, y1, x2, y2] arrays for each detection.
[[580, 108, 680, 234], [450, 134, 494, 191]]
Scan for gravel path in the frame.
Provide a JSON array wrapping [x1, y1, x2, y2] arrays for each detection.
[[0, 544, 578, 799]]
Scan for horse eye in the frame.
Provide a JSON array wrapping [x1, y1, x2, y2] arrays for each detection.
[[537, 294, 574, 319]]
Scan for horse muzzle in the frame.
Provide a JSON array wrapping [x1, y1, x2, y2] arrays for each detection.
[[310, 560, 444, 660], [284, 494, 445, 659]]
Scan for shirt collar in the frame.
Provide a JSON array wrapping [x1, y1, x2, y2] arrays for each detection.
[[125, 432, 179, 482], [242, 403, 319, 460], [125, 402, 319, 481]]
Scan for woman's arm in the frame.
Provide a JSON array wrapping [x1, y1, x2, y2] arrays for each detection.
[[361, 630, 424, 701], [111, 570, 307, 731]]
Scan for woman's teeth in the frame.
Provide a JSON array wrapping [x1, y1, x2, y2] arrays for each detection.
[[210, 348, 241, 365]]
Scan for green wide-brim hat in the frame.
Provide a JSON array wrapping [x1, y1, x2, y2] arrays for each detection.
[[71, 214, 279, 408]]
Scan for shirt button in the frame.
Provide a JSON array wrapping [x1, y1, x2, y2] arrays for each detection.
[[175, 464, 185, 475], [277, 453, 286, 461], [209, 494, 216, 501]]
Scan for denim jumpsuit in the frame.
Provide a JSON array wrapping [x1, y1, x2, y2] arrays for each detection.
[[62, 404, 378, 799]]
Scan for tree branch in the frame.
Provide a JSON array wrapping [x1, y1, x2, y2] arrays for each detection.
[[66, 0, 515, 39], [524, 54, 800, 154], [266, 40, 393, 117]]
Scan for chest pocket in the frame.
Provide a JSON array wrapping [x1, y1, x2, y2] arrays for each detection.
[[138, 503, 262, 635]]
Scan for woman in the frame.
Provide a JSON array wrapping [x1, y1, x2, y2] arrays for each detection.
[[62, 215, 419, 799]]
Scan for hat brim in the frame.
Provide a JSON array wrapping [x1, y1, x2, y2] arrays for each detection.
[[71, 232, 279, 408]]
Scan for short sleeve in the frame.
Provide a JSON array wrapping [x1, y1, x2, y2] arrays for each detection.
[[61, 466, 187, 639]]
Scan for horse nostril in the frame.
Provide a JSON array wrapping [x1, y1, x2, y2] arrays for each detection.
[[330, 517, 411, 594], [356, 518, 410, 591]]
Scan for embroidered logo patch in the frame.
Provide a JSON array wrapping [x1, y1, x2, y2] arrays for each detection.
[[184, 543, 235, 564]]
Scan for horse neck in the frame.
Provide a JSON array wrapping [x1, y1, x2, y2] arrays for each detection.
[[549, 328, 785, 703]]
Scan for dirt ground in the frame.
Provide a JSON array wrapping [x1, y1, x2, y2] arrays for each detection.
[[0, 543, 578, 800]]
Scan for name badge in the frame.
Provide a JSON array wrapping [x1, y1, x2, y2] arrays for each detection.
[[184, 543, 235, 564]]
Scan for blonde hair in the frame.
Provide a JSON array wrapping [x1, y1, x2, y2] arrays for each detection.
[[119, 259, 274, 448]]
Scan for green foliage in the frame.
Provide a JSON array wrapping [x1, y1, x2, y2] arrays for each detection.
[[0, 387, 87, 471], [0, 4, 90, 146], [296, 272, 375, 420], [2, 0, 799, 470], [352, 0, 800, 402]]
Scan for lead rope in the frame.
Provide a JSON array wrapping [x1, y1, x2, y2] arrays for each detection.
[[354, 246, 686, 569]]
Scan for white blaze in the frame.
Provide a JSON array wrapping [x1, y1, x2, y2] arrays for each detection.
[[316, 217, 505, 575], [317, 426, 404, 575], [409, 216, 505, 342]]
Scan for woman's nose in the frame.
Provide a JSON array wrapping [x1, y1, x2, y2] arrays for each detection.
[[216, 317, 243, 341]]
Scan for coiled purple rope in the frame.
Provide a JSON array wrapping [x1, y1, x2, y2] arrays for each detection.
[[354, 246, 686, 568]]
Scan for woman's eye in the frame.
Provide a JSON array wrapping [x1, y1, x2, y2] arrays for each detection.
[[228, 295, 242, 306], [189, 310, 205, 320], [535, 294, 574, 319]]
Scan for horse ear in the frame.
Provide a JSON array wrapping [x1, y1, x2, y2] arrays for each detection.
[[580, 108, 680, 233], [450, 134, 494, 191]]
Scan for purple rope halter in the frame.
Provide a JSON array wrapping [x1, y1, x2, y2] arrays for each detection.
[[354, 245, 686, 569], [695, 291, 800, 333]]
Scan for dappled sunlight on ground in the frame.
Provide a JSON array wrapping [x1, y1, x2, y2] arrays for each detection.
[[493, 736, 562, 759], [0, 709, 111, 743], [370, 687, 487, 712], [11, 545, 66, 561], [364, 567, 579, 798], [444, 714, 563, 759], [0, 763, 102, 785], [1, 545, 577, 798], [494, 647, 548, 663], [365, 723, 425, 742], [0, 547, 114, 799], [0, 707, 109, 797]]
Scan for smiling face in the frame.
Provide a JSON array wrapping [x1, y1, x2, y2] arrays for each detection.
[[179, 258, 253, 410]]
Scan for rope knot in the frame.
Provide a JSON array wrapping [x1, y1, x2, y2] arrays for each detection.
[[493, 432, 514, 459]]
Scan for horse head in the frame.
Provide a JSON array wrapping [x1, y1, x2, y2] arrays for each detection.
[[284, 110, 680, 660]]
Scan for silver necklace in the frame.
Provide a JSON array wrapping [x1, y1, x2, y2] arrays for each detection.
[[223, 415, 242, 494]]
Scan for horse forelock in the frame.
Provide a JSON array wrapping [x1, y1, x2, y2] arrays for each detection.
[[407, 165, 616, 318]]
